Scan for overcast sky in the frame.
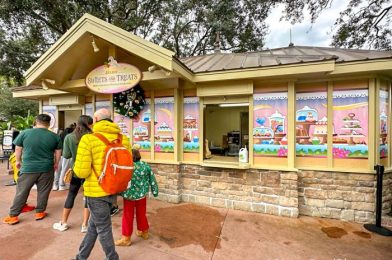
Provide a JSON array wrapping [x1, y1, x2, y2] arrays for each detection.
[[264, 1, 347, 49]]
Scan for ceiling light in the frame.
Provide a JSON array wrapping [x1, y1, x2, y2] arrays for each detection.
[[41, 78, 55, 90], [148, 65, 157, 72], [43, 78, 55, 85], [91, 36, 100, 53], [42, 81, 49, 90], [219, 103, 249, 107]]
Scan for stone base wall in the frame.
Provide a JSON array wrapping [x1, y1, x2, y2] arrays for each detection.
[[383, 172, 392, 215], [149, 163, 384, 223], [298, 171, 376, 223], [150, 163, 181, 203], [180, 165, 299, 217], [150, 163, 298, 217]]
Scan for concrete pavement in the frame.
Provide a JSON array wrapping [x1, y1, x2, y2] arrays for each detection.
[[0, 163, 391, 260]]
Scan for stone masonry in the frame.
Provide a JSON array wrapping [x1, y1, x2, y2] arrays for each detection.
[[150, 163, 298, 218], [149, 163, 386, 223], [298, 171, 376, 223]]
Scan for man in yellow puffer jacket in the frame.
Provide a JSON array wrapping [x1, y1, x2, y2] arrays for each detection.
[[73, 108, 129, 260]]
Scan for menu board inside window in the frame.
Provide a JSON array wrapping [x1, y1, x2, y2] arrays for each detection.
[[296, 91, 327, 157], [84, 96, 93, 117], [114, 112, 131, 138], [95, 100, 111, 111], [42, 105, 57, 132], [132, 98, 151, 152], [380, 89, 388, 159], [85, 103, 93, 117], [253, 92, 288, 157], [154, 97, 174, 153], [333, 89, 368, 159], [183, 97, 199, 153]]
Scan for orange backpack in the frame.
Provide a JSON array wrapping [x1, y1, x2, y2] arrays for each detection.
[[92, 133, 133, 195]]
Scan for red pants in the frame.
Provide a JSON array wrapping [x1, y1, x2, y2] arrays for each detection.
[[122, 197, 149, 236]]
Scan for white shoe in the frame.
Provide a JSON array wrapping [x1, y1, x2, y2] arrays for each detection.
[[52, 184, 59, 191], [53, 221, 69, 231], [59, 185, 68, 191], [81, 225, 88, 233], [32, 184, 37, 190]]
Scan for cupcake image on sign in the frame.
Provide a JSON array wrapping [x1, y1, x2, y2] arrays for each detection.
[[184, 115, 198, 129], [155, 122, 173, 141]]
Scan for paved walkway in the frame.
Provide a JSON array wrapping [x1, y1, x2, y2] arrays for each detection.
[[0, 163, 391, 260]]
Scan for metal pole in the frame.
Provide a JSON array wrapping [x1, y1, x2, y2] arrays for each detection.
[[364, 165, 392, 236], [375, 165, 383, 227]]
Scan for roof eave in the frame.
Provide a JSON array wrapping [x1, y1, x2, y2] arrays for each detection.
[[24, 13, 175, 86]]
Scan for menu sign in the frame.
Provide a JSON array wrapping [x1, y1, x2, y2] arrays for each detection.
[[2, 130, 13, 150], [86, 61, 142, 94]]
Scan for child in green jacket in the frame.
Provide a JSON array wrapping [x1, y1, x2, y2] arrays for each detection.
[[115, 148, 159, 246]]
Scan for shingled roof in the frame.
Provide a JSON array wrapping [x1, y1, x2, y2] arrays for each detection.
[[179, 45, 392, 73]]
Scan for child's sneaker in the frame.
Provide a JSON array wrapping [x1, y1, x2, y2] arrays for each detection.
[[3, 215, 19, 225], [81, 225, 88, 233], [35, 212, 47, 220], [52, 184, 59, 191], [136, 230, 149, 240], [53, 221, 69, 231]]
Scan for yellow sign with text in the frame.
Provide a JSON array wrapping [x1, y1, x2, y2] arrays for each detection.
[[86, 62, 142, 94]]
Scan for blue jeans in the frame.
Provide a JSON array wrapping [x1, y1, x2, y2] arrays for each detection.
[[76, 196, 119, 260]]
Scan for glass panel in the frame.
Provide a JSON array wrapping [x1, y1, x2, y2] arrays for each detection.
[[253, 92, 288, 157], [183, 97, 199, 153], [380, 89, 388, 160], [333, 89, 368, 159], [132, 98, 151, 152], [296, 91, 328, 157], [154, 97, 175, 153]]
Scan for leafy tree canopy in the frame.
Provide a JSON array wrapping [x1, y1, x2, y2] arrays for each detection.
[[0, 78, 38, 121], [280, 0, 392, 50], [0, 0, 390, 84]]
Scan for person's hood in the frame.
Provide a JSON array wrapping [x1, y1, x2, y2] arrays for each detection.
[[93, 120, 121, 134]]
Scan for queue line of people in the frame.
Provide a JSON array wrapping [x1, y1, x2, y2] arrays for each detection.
[[2, 108, 159, 260]]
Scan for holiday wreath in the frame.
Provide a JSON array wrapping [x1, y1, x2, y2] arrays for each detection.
[[113, 84, 146, 119]]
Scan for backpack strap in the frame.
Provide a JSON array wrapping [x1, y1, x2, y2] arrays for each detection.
[[117, 134, 123, 144], [93, 133, 110, 146]]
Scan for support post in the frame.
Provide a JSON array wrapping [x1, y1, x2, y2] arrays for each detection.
[[364, 165, 392, 236]]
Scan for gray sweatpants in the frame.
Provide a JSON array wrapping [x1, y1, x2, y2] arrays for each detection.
[[53, 156, 71, 187], [9, 171, 54, 216], [76, 195, 119, 260]]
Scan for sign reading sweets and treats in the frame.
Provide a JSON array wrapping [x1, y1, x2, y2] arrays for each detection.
[[86, 56, 142, 94]]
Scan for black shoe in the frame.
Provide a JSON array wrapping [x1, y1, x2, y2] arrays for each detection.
[[110, 206, 119, 216]]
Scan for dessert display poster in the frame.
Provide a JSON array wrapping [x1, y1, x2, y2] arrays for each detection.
[[296, 91, 327, 158], [333, 89, 368, 159], [183, 97, 199, 153], [380, 89, 388, 159], [253, 92, 288, 157], [154, 97, 175, 153], [132, 98, 151, 152]]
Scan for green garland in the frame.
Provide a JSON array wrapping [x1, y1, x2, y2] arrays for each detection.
[[113, 84, 146, 119]]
